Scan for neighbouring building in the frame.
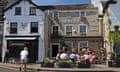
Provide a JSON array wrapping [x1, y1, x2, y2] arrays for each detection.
[[44, 4, 105, 57], [2, 0, 45, 62], [101, 0, 117, 53]]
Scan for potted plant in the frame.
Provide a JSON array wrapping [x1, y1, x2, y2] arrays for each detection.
[[41, 57, 55, 68], [57, 58, 72, 68], [77, 59, 91, 68]]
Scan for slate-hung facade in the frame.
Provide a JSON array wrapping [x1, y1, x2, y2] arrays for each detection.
[[44, 4, 104, 57], [2, 0, 45, 62]]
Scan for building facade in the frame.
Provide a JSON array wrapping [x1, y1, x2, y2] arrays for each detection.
[[2, 0, 45, 62], [44, 4, 104, 57]]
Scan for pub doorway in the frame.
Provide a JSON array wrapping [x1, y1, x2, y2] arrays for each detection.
[[7, 40, 38, 63]]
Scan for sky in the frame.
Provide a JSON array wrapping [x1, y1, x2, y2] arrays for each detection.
[[32, 0, 91, 6]]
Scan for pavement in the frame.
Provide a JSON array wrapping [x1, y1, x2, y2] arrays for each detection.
[[0, 63, 120, 72]]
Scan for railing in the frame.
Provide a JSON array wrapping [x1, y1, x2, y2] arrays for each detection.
[[50, 33, 63, 39]]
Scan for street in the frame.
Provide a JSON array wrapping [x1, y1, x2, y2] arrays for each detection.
[[0, 67, 17, 72], [0, 67, 36, 72]]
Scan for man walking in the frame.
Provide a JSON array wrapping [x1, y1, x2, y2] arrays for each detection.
[[19, 47, 29, 72]]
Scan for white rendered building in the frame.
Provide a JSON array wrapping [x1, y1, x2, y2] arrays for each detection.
[[2, 0, 45, 63]]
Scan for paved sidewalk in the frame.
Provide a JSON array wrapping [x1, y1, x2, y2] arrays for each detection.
[[0, 63, 120, 72]]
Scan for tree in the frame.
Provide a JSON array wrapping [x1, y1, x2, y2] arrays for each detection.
[[109, 25, 120, 56]]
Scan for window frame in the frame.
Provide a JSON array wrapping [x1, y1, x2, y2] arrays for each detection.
[[29, 7, 36, 15], [65, 41, 73, 49], [52, 25, 59, 35], [15, 7, 21, 15], [80, 11, 86, 17], [10, 22, 17, 34], [30, 22, 38, 33], [65, 25, 73, 36], [78, 24, 87, 36], [78, 41, 88, 49]]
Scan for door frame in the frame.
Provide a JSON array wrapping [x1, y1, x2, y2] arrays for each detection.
[[50, 43, 60, 57]]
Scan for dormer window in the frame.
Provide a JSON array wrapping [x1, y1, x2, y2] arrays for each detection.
[[29, 7, 36, 15], [15, 7, 21, 15]]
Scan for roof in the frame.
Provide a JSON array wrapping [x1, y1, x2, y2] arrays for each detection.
[[0, 0, 7, 6], [39, 4, 97, 11], [5, 0, 39, 12], [6, 0, 18, 8]]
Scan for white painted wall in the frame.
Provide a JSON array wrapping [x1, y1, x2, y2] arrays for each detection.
[[3, 0, 45, 62]]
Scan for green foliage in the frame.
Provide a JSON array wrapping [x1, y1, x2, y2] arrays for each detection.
[[60, 39, 65, 46], [114, 25, 119, 32], [109, 31, 120, 44], [58, 58, 72, 64], [43, 57, 54, 63]]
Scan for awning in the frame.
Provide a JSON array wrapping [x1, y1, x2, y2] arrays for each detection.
[[5, 37, 37, 40]]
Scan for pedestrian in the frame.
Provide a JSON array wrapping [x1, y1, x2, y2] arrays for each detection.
[[60, 50, 68, 59], [69, 49, 77, 63], [3, 48, 9, 64], [55, 49, 63, 61], [19, 47, 29, 72]]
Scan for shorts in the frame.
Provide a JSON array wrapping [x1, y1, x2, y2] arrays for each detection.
[[20, 58, 28, 64]]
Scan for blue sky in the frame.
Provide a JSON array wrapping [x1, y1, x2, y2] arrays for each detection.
[[32, 0, 91, 6]]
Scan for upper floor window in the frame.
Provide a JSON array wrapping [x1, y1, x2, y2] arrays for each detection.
[[31, 22, 38, 33], [53, 12, 58, 19], [79, 25, 87, 35], [79, 41, 88, 48], [80, 12, 86, 17], [15, 7, 21, 15], [52, 26, 58, 35], [29, 7, 36, 15], [66, 26, 72, 35], [10, 22, 17, 34]]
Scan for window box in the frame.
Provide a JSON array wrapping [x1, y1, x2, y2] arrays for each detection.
[[57, 58, 72, 68], [41, 58, 55, 68], [78, 62, 91, 68], [41, 62, 54, 68]]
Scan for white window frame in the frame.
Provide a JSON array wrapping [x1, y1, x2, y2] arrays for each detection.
[[78, 24, 87, 35], [78, 41, 88, 51], [65, 41, 73, 49], [65, 25, 73, 35], [52, 11, 59, 19], [80, 11, 86, 17]]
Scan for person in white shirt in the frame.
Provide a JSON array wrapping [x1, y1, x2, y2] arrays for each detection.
[[60, 51, 68, 59], [19, 47, 28, 71]]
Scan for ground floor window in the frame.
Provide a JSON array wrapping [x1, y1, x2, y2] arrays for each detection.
[[79, 41, 88, 49], [65, 41, 73, 51]]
